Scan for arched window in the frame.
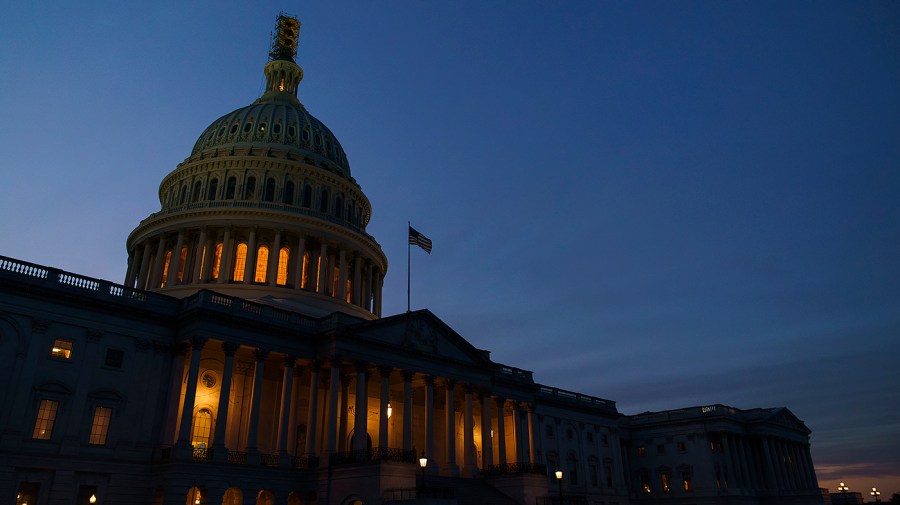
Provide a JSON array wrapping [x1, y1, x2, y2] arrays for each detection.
[[319, 189, 329, 213], [179, 186, 188, 205], [233, 243, 247, 282], [191, 181, 202, 202], [225, 177, 236, 199], [277, 247, 290, 285], [244, 177, 256, 200], [191, 408, 212, 448], [302, 185, 312, 208], [568, 453, 579, 485], [345, 279, 351, 303], [160, 250, 172, 288], [211, 243, 223, 280], [263, 178, 276, 202], [300, 251, 310, 289], [207, 178, 219, 200], [177, 246, 188, 283], [254, 245, 269, 283], [283, 180, 295, 205]]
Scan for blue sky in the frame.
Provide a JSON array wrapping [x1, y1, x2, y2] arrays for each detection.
[[1, 1, 898, 494]]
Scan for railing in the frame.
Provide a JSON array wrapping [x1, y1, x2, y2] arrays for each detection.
[[330, 447, 416, 466], [227, 450, 247, 464], [383, 487, 454, 501], [260, 453, 279, 467], [483, 462, 548, 476], [192, 446, 211, 461], [291, 455, 319, 470], [495, 364, 535, 383], [537, 385, 617, 412]]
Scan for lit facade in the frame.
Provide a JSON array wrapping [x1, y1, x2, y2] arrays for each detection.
[[0, 14, 822, 505]]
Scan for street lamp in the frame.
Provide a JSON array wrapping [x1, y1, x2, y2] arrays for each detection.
[[419, 451, 428, 494], [555, 469, 563, 504], [871, 487, 880, 503], [89, 495, 97, 504], [837, 482, 849, 504]]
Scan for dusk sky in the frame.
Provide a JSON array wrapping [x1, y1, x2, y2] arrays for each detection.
[[1, 1, 898, 495]]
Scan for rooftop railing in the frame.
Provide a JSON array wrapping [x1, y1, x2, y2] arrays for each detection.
[[537, 385, 617, 413]]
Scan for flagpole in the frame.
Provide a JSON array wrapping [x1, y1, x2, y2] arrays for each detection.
[[407, 221, 411, 312]]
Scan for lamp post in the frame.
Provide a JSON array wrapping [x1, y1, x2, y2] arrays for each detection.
[[838, 482, 849, 504], [89, 495, 97, 504], [871, 487, 880, 503], [419, 451, 428, 494], [555, 469, 563, 504]]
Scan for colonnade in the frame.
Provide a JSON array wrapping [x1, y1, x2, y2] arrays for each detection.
[[712, 431, 818, 493], [126, 226, 384, 316], [169, 338, 535, 475]]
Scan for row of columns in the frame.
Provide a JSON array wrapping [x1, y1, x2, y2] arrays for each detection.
[[126, 226, 384, 316], [171, 338, 534, 474], [715, 432, 817, 493]]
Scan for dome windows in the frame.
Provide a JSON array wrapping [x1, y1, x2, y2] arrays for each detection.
[[283, 181, 295, 205], [207, 178, 219, 201], [244, 177, 256, 200], [233, 243, 248, 282], [319, 189, 329, 213], [230, 123, 239, 135], [258, 122, 267, 133], [243, 122, 253, 134], [254, 245, 269, 283], [225, 177, 237, 199], [218, 126, 226, 137], [301, 129, 310, 142], [302, 185, 312, 208], [273, 123, 282, 135], [288, 125, 296, 138], [263, 178, 276, 202]]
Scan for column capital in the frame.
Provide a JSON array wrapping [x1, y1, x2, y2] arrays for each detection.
[[309, 359, 323, 372], [463, 383, 475, 394], [444, 378, 456, 389], [189, 336, 208, 350], [221, 341, 239, 356], [424, 375, 436, 387], [377, 365, 393, 379], [253, 348, 269, 362], [353, 360, 369, 372], [174, 342, 190, 356], [283, 355, 297, 367], [494, 396, 506, 408], [401, 369, 415, 382]]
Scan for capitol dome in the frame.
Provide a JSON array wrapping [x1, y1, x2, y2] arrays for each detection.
[[124, 14, 387, 319]]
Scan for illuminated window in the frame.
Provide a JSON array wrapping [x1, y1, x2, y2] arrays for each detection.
[[32, 399, 59, 440], [660, 471, 671, 492], [207, 178, 218, 200], [277, 247, 289, 285], [177, 246, 187, 283], [264, 178, 276, 202], [191, 408, 212, 448], [211, 243, 223, 280], [160, 250, 172, 287], [233, 243, 247, 281], [639, 470, 650, 493], [254, 245, 269, 283], [677, 441, 687, 453], [332, 266, 339, 297], [258, 122, 267, 132], [637, 446, 646, 456], [51, 339, 73, 360], [680, 466, 693, 491], [300, 251, 310, 289], [345, 279, 351, 302], [89, 406, 112, 445]]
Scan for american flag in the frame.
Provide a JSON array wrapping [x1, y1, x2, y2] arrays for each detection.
[[408, 226, 433, 254]]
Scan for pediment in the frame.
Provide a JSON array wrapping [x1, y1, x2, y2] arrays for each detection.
[[345, 310, 491, 366], [764, 407, 810, 433]]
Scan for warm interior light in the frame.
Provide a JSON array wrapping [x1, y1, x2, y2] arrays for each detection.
[[387, 402, 392, 419], [555, 470, 563, 480], [89, 494, 97, 504], [419, 451, 428, 469], [491, 429, 494, 438]]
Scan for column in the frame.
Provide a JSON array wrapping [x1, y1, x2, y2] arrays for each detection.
[[276, 356, 295, 465], [364, 262, 373, 311], [378, 366, 391, 450], [245, 349, 268, 462], [495, 398, 507, 465], [463, 386, 476, 476], [338, 249, 348, 300], [402, 370, 414, 452], [445, 380, 458, 476], [243, 228, 257, 284], [217, 228, 232, 284], [150, 236, 167, 289], [481, 393, 493, 470], [352, 255, 362, 305], [374, 270, 383, 316], [352, 362, 369, 451], [765, 436, 781, 490], [294, 234, 306, 289], [317, 243, 328, 294], [176, 337, 207, 455], [267, 230, 282, 286], [338, 373, 350, 451], [212, 342, 237, 462], [425, 376, 436, 468], [137, 241, 152, 289], [325, 362, 340, 453], [526, 404, 536, 464], [191, 227, 207, 283], [511, 402, 522, 463], [167, 230, 185, 286], [306, 361, 321, 456], [124, 249, 137, 287]]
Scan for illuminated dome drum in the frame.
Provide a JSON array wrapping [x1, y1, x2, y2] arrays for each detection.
[[125, 15, 387, 319]]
